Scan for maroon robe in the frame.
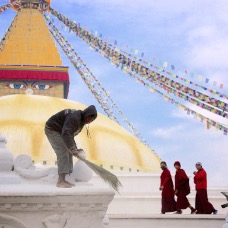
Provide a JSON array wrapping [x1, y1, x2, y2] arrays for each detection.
[[175, 169, 190, 210], [194, 169, 215, 214], [160, 168, 176, 213]]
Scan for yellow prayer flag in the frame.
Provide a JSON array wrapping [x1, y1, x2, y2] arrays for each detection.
[[198, 75, 203, 81], [163, 62, 168, 67]]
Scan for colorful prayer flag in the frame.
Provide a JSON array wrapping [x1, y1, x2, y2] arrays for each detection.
[[171, 65, 175, 70], [198, 75, 203, 81], [205, 78, 209, 83], [163, 61, 168, 67]]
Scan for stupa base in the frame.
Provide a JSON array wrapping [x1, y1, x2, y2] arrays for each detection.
[[0, 182, 114, 228], [108, 214, 225, 228]]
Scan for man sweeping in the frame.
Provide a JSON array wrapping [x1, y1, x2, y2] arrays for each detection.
[[45, 105, 97, 188]]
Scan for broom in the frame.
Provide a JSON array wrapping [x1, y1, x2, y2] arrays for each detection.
[[75, 153, 122, 193]]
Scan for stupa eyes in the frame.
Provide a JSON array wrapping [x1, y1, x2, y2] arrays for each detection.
[[5, 83, 53, 90], [7, 83, 26, 89], [33, 84, 53, 90]]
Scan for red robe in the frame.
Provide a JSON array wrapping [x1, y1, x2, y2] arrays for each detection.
[[160, 168, 176, 213], [194, 168, 215, 214], [175, 169, 190, 210]]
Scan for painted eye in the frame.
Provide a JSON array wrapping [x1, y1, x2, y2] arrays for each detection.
[[7, 83, 26, 89], [33, 85, 52, 90]]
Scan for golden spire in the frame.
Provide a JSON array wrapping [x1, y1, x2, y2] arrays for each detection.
[[0, 7, 61, 66], [0, 5, 69, 99]]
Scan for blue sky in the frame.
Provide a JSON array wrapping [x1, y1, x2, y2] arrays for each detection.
[[1, 0, 228, 186]]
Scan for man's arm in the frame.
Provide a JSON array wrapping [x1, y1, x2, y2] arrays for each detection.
[[195, 170, 206, 180], [176, 170, 189, 188], [61, 114, 80, 150]]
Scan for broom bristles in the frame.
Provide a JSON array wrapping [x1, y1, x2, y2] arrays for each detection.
[[78, 156, 122, 193]]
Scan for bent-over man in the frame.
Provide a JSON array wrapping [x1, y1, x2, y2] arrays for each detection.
[[45, 105, 97, 188]]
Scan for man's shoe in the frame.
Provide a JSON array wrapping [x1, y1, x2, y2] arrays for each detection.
[[174, 210, 182, 214], [212, 210, 218, 214], [191, 208, 196, 214]]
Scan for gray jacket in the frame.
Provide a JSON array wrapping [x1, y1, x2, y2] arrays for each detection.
[[45, 105, 97, 149]]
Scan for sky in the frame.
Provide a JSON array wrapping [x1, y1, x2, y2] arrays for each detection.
[[0, 0, 228, 186]]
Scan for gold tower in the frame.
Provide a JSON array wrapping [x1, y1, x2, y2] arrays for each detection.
[[0, 1, 161, 172], [0, 1, 69, 98]]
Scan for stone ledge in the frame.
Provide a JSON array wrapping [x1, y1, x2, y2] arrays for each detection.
[[108, 214, 225, 228], [0, 183, 114, 228], [108, 214, 225, 219]]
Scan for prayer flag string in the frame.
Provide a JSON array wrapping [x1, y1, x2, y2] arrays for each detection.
[[44, 14, 228, 136], [50, 7, 227, 100], [49, 8, 227, 119], [44, 15, 157, 150]]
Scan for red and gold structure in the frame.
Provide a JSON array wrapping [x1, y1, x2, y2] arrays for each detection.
[[0, 0, 69, 98]]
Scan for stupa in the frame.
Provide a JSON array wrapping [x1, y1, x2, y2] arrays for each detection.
[[0, 1, 227, 228], [0, 0, 161, 172]]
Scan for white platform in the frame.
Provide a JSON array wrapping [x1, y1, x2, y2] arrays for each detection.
[[108, 214, 225, 228], [91, 172, 228, 216], [0, 182, 114, 228], [90, 172, 228, 228]]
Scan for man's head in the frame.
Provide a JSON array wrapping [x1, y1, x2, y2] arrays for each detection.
[[195, 162, 202, 171], [82, 105, 97, 124], [160, 161, 167, 170], [174, 161, 181, 170], [84, 115, 96, 124]]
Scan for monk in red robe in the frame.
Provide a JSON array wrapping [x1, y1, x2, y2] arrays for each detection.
[[174, 161, 196, 214], [160, 161, 176, 214], [193, 162, 217, 214]]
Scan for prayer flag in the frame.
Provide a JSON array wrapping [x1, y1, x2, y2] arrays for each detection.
[[171, 65, 175, 70], [198, 75, 203, 81], [219, 84, 224, 89], [205, 78, 209, 83], [206, 121, 210, 130], [163, 61, 168, 67]]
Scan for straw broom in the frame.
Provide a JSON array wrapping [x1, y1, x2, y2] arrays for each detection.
[[75, 153, 122, 193]]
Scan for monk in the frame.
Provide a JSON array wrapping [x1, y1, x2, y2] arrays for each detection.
[[45, 105, 97, 188], [174, 161, 196, 214], [160, 161, 176, 214], [193, 162, 217, 214]]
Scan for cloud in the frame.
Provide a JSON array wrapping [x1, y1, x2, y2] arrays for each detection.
[[150, 122, 228, 186], [171, 103, 228, 127], [151, 124, 185, 138]]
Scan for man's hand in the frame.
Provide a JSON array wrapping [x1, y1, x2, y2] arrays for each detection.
[[69, 147, 83, 158], [159, 186, 164, 191], [175, 189, 178, 195], [193, 171, 197, 175]]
